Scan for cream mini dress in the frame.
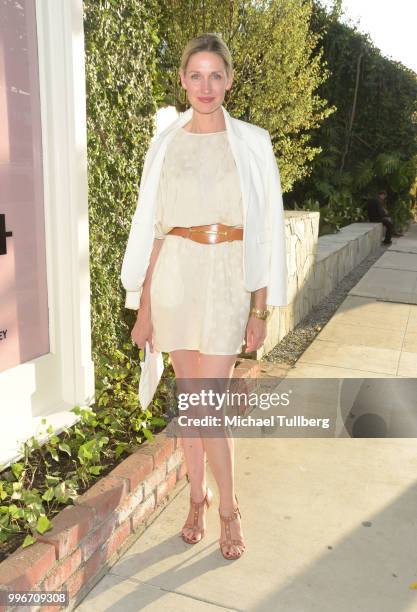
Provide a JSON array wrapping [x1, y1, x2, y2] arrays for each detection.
[[150, 126, 251, 355]]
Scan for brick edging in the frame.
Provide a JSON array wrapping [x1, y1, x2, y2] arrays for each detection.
[[0, 361, 260, 611]]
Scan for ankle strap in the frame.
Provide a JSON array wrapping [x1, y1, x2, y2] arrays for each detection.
[[190, 492, 209, 508], [219, 505, 241, 522]]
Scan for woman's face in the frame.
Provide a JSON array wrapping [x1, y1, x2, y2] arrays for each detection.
[[179, 51, 233, 114]]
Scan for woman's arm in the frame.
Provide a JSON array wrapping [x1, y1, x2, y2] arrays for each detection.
[[253, 287, 267, 310], [245, 287, 268, 353]]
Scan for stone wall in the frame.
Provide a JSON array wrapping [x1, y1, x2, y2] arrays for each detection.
[[258, 213, 384, 357]]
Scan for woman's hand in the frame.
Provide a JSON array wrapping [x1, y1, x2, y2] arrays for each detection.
[[245, 315, 267, 353], [131, 305, 154, 351]]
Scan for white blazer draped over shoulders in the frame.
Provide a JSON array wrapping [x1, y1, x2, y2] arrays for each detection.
[[120, 104, 288, 310]]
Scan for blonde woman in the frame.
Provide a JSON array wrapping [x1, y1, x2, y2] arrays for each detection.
[[121, 33, 288, 560]]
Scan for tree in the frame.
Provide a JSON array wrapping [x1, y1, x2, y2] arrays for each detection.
[[156, 0, 333, 191], [286, 1, 417, 230]]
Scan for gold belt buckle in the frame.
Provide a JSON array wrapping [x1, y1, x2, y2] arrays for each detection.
[[189, 228, 228, 238], [183, 226, 239, 242]]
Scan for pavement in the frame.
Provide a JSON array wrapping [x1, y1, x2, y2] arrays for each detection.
[[77, 224, 417, 612], [285, 222, 417, 379]]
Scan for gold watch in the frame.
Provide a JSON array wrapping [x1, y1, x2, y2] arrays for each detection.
[[250, 307, 270, 321]]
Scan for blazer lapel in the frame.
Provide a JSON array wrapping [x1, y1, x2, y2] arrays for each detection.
[[221, 106, 251, 225]]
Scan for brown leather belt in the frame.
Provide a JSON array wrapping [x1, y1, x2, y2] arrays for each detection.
[[167, 223, 243, 244]]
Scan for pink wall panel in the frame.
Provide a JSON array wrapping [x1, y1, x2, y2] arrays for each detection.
[[0, 0, 49, 372]]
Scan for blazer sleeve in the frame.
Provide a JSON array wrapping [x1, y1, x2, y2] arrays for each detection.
[[120, 144, 155, 310], [265, 133, 289, 307]]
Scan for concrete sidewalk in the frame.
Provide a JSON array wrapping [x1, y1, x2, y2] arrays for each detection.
[[286, 222, 417, 379], [77, 224, 417, 612]]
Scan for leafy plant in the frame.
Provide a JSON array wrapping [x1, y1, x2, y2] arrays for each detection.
[[83, 0, 161, 368], [0, 368, 171, 553], [0, 340, 175, 554], [287, 1, 417, 227]]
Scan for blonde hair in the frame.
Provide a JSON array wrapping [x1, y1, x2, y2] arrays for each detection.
[[179, 32, 233, 78]]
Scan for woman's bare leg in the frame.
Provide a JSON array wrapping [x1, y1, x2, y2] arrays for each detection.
[[198, 354, 245, 558], [169, 349, 207, 542]]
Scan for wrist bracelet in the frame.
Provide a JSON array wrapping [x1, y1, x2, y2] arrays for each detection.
[[250, 307, 270, 321]]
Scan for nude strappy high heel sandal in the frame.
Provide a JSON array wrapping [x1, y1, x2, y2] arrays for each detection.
[[218, 494, 246, 559], [180, 486, 213, 544]]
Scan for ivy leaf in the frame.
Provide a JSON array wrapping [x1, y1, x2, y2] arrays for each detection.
[[143, 428, 154, 441], [47, 446, 59, 462], [54, 482, 68, 503], [8, 504, 20, 518], [11, 463, 24, 480], [0, 530, 10, 543], [22, 534, 37, 548], [115, 443, 128, 459], [45, 475, 60, 486], [42, 488, 55, 502], [150, 417, 166, 427], [88, 466, 103, 475], [11, 482, 23, 500], [59, 443, 72, 457], [36, 515, 52, 535]]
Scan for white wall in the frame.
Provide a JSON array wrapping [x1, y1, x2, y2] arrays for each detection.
[[0, 0, 94, 467]]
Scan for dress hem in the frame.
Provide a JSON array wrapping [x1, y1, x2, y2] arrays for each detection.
[[154, 345, 244, 356]]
